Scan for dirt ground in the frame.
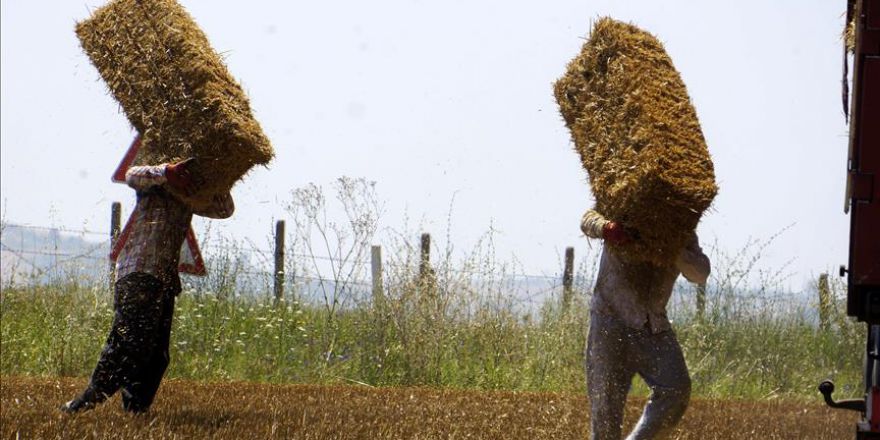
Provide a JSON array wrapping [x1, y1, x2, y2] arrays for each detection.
[[0, 376, 857, 439]]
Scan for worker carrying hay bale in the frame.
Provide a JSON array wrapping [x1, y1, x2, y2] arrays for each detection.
[[76, 0, 273, 207], [65, 0, 268, 414], [554, 17, 717, 265], [559, 18, 715, 439]]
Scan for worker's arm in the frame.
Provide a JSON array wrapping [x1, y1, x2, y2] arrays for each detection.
[[676, 233, 711, 284], [580, 209, 608, 238], [125, 159, 198, 195], [581, 209, 629, 244], [193, 192, 235, 219], [125, 165, 167, 191]]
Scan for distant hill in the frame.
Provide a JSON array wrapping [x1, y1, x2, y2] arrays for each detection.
[[0, 223, 109, 286]]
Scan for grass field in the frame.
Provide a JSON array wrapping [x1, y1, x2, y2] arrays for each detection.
[[1, 282, 864, 439], [0, 376, 857, 439], [0, 281, 864, 399], [0, 200, 868, 438]]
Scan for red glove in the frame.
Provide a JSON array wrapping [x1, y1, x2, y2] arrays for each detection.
[[602, 221, 630, 245], [165, 158, 200, 196]]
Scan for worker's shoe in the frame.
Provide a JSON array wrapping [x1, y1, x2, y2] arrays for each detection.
[[121, 389, 152, 414], [60, 388, 103, 414]]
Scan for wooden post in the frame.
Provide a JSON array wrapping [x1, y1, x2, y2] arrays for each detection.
[[419, 233, 431, 280], [818, 273, 831, 331], [109, 202, 121, 288], [696, 284, 707, 321], [371, 245, 384, 306], [274, 220, 285, 304], [562, 247, 574, 310], [418, 232, 436, 298]]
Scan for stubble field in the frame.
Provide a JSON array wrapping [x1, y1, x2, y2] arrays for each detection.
[[1, 376, 856, 439]]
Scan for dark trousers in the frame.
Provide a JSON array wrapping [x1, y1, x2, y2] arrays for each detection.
[[87, 272, 176, 412]]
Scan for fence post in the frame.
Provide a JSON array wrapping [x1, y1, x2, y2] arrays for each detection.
[[696, 284, 707, 321], [274, 220, 285, 304], [562, 247, 574, 311], [371, 245, 384, 306], [818, 273, 831, 331], [418, 232, 437, 297], [419, 233, 431, 280], [109, 202, 121, 289]]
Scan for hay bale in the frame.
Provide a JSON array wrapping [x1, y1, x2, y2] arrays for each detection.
[[845, 18, 856, 53], [554, 18, 717, 265], [76, 0, 273, 202]]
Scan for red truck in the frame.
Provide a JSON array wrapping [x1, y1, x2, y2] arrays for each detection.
[[819, 1, 880, 438]]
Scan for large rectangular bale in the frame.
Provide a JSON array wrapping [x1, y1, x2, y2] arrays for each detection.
[[76, 0, 273, 201], [554, 17, 717, 265]]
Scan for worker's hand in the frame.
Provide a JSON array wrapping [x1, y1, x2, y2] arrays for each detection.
[[602, 221, 630, 245], [165, 158, 201, 196]]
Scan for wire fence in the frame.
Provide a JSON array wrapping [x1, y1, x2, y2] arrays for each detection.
[[0, 220, 835, 323], [0, 222, 578, 312]]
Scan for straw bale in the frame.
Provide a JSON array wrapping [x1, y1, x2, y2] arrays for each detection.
[[554, 18, 717, 265], [76, 0, 273, 203], [845, 18, 856, 53]]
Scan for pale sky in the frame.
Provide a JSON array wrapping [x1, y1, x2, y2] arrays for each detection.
[[0, 1, 852, 288]]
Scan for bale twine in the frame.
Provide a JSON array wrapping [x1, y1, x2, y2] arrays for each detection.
[[554, 18, 717, 265], [76, 0, 273, 204]]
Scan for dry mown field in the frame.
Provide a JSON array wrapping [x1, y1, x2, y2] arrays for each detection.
[[1, 376, 856, 439]]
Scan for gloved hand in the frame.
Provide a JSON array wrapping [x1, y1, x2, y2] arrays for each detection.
[[165, 158, 201, 196], [602, 221, 630, 245]]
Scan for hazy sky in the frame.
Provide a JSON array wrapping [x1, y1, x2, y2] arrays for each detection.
[[0, 1, 852, 288]]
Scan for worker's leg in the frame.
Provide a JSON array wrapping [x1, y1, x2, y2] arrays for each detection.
[[587, 312, 637, 440], [62, 273, 166, 413], [626, 329, 691, 440], [122, 289, 175, 413]]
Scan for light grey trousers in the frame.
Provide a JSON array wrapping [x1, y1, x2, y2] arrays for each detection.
[[586, 312, 691, 440]]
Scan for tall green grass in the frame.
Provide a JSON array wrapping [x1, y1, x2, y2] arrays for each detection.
[[0, 180, 865, 400], [0, 275, 863, 400]]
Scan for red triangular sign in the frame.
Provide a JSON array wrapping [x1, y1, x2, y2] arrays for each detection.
[[110, 135, 207, 276], [178, 227, 207, 276], [112, 136, 142, 183], [109, 215, 207, 276]]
